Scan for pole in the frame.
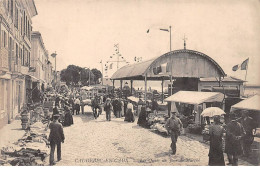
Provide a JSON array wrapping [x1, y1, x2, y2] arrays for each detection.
[[243, 58, 249, 96], [120, 80, 123, 98], [144, 74, 147, 105], [130, 80, 133, 95], [112, 80, 115, 94], [161, 78, 164, 103], [245, 58, 249, 81], [101, 60, 103, 85], [79, 71, 81, 88], [54, 53, 57, 91], [170, 26, 172, 52], [89, 68, 91, 86]]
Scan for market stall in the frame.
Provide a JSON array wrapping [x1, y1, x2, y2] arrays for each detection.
[[230, 94, 260, 165], [164, 91, 225, 135]]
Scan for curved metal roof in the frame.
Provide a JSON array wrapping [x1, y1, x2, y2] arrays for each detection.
[[111, 49, 226, 80]]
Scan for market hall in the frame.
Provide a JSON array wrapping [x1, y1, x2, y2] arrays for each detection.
[[111, 49, 228, 120]]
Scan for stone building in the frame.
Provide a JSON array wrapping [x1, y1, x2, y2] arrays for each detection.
[[31, 31, 53, 91], [0, 0, 37, 129]]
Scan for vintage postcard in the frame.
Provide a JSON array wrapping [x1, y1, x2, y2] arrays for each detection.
[[0, 0, 259, 166]]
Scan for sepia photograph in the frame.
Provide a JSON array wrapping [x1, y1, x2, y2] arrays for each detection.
[[0, 0, 260, 166]]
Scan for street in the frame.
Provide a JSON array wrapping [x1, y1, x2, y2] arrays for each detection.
[[51, 106, 250, 166]]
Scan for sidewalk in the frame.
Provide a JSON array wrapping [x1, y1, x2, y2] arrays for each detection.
[[0, 119, 26, 149]]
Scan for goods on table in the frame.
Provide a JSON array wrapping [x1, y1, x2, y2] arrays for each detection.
[[147, 113, 169, 135], [0, 121, 49, 166]]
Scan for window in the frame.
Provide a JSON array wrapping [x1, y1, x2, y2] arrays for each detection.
[[15, 43, 18, 64], [2, 31, 7, 48], [22, 46, 24, 66], [28, 52, 30, 67], [10, 0, 13, 18], [20, 17, 23, 35], [0, 80, 4, 111], [14, 6, 18, 28], [9, 37, 12, 57]]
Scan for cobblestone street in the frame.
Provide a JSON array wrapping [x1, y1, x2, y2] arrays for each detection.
[[50, 106, 251, 166]]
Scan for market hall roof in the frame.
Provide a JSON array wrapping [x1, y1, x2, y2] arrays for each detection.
[[111, 49, 226, 80]]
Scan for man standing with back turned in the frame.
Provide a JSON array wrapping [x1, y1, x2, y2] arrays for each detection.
[[48, 114, 65, 165], [165, 111, 183, 155]]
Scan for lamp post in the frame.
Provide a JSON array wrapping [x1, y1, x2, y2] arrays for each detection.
[[100, 60, 103, 85], [51, 52, 57, 91], [81, 67, 91, 86]]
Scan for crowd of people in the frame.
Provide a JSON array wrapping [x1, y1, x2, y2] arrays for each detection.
[[44, 86, 258, 166], [207, 110, 257, 166]]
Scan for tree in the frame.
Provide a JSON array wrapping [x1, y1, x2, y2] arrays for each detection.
[[60, 65, 81, 86], [91, 68, 102, 84], [60, 65, 103, 86]]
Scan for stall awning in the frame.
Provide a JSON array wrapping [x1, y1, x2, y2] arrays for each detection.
[[81, 86, 94, 90], [164, 91, 224, 105], [26, 75, 40, 82], [231, 95, 260, 112]]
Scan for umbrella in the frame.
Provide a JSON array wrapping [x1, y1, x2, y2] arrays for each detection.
[[201, 107, 226, 117]]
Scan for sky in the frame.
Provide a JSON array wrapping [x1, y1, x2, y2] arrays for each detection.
[[32, 0, 260, 85]]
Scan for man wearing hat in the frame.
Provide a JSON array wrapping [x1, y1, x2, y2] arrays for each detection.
[[104, 98, 113, 121], [48, 114, 65, 165], [238, 110, 257, 157], [165, 111, 183, 155], [225, 113, 245, 166]]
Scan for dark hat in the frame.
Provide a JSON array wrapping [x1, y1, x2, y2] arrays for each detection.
[[241, 110, 249, 115], [229, 113, 236, 120]]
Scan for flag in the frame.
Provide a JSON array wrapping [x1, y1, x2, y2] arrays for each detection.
[[147, 29, 149, 33], [232, 58, 249, 71], [241, 58, 249, 70], [232, 65, 239, 71], [166, 63, 170, 72], [153, 66, 162, 75], [160, 63, 167, 74], [109, 63, 113, 69], [160, 28, 169, 32], [153, 67, 158, 75], [157, 66, 162, 74]]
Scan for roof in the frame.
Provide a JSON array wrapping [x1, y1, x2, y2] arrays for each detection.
[[111, 58, 156, 80], [164, 91, 225, 105], [111, 49, 226, 80], [200, 76, 245, 82], [231, 95, 260, 112]]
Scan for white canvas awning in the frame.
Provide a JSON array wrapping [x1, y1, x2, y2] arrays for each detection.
[[164, 91, 224, 105], [81, 86, 94, 90], [231, 95, 260, 112]]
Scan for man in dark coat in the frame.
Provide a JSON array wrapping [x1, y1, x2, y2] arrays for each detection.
[[151, 98, 159, 115], [91, 95, 100, 119], [225, 113, 245, 166], [239, 110, 257, 157], [48, 114, 65, 165]]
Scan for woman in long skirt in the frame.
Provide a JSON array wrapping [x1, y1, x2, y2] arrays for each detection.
[[137, 106, 147, 127], [124, 101, 135, 122], [208, 115, 225, 166]]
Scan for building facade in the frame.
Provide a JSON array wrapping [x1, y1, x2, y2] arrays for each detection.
[[31, 31, 53, 91], [0, 0, 37, 129]]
